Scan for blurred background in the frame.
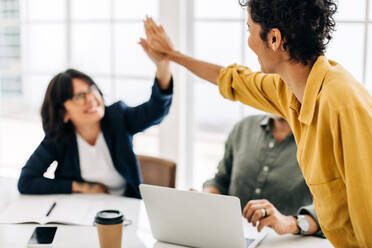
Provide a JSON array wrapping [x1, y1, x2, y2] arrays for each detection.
[[0, 0, 371, 189]]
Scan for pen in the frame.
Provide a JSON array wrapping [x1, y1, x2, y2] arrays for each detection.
[[46, 202, 57, 217]]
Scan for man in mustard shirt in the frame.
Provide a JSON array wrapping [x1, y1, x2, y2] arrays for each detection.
[[140, 0, 372, 247]]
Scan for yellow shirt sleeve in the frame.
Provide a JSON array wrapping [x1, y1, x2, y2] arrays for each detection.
[[333, 106, 372, 247], [217, 64, 291, 117]]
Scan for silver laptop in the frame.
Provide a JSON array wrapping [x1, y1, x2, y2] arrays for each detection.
[[140, 184, 267, 248]]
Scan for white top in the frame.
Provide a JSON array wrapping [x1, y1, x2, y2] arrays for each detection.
[[76, 132, 126, 195]]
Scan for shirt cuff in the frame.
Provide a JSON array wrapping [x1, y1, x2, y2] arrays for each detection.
[[217, 64, 250, 101], [297, 206, 325, 238], [202, 180, 228, 195], [154, 76, 173, 95]]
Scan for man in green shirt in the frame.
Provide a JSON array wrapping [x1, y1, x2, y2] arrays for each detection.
[[203, 114, 323, 237]]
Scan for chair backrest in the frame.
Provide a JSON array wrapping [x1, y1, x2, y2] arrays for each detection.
[[137, 155, 176, 188]]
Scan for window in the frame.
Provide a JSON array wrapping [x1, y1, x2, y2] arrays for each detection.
[[0, 0, 160, 177], [326, 0, 369, 86], [192, 0, 262, 188], [0, 0, 371, 186], [0, 0, 21, 96], [190, 0, 372, 188]]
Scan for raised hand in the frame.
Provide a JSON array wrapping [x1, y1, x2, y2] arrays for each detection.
[[140, 16, 172, 89], [143, 16, 174, 56], [139, 37, 165, 65]]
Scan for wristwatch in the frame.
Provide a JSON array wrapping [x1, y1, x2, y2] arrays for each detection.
[[296, 215, 310, 235]]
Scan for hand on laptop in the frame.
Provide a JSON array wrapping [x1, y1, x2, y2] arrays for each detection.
[[243, 199, 299, 235], [72, 181, 108, 194]]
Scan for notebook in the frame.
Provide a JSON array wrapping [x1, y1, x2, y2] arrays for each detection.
[[0, 195, 105, 226]]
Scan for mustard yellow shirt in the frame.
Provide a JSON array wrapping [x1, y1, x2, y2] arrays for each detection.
[[218, 56, 372, 248]]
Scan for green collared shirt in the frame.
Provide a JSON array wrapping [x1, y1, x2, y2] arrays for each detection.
[[204, 115, 314, 216]]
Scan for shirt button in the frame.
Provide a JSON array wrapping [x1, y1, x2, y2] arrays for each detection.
[[263, 166, 269, 172], [268, 141, 275, 148], [255, 188, 261, 194]]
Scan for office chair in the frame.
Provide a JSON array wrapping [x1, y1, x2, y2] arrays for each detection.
[[137, 155, 176, 188]]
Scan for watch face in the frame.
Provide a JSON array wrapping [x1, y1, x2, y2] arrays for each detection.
[[298, 215, 310, 232]]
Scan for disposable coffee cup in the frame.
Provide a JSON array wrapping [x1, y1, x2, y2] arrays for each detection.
[[95, 210, 124, 248]]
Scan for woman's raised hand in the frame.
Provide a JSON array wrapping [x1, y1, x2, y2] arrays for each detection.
[[140, 16, 173, 89], [142, 16, 174, 56]]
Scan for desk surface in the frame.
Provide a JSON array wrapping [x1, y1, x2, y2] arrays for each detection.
[[0, 181, 333, 248]]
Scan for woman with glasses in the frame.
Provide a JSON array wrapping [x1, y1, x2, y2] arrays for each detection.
[[141, 0, 372, 246], [17, 50, 173, 198]]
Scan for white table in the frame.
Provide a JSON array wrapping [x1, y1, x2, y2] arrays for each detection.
[[0, 179, 333, 247]]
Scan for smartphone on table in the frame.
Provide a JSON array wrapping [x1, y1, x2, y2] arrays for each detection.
[[27, 226, 57, 248]]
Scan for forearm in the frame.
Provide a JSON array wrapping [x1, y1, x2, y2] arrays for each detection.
[[287, 215, 318, 235], [167, 50, 223, 85], [124, 78, 172, 134], [72, 181, 82, 193], [18, 176, 72, 194], [156, 61, 172, 90], [305, 215, 319, 235], [297, 204, 323, 237], [203, 185, 221, 194], [72, 180, 108, 193]]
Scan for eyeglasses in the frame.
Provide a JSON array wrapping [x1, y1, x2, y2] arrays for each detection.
[[238, 0, 249, 6], [70, 85, 99, 105]]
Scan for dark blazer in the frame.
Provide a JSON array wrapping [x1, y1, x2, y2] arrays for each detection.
[[18, 77, 173, 199]]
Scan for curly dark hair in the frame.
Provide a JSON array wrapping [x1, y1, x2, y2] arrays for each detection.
[[41, 69, 103, 142], [240, 0, 337, 65]]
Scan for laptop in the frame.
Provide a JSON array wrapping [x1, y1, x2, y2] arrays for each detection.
[[140, 184, 267, 248]]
